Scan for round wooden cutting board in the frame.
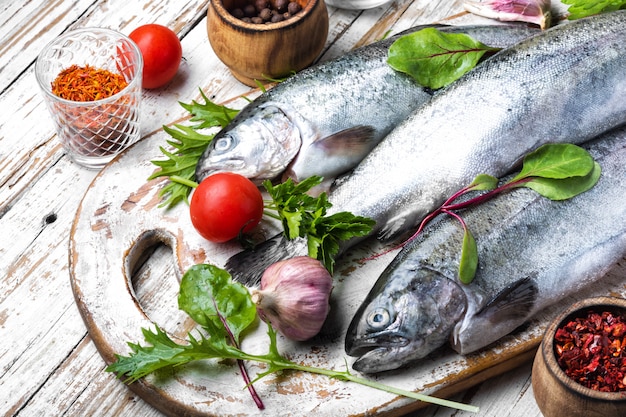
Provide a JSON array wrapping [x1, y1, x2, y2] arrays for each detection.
[[69, 130, 626, 417]]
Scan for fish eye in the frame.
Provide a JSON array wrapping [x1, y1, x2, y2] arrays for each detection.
[[213, 135, 233, 153], [366, 308, 391, 330]]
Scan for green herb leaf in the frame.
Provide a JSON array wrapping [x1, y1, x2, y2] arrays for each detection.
[[105, 325, 226, 383], [263, 176, 375, 273], [149, 91, 240, 209], [107, 267, 479, 413], [308, 211, 375, 273], [387, 28, 500, 89], [178, 264, 256, 344], [467, 173, 498, 191], [522, 161, 601, 200], [562, 0, 626, 20], [458, 227, 478, 284], [400, 143, 600, 284], [180, 89, 239, 129], [510, 143, 595, 182]]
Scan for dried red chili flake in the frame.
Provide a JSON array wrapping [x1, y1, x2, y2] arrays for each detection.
[[554, 309, 626, 392], [51, 64, 128, 102]]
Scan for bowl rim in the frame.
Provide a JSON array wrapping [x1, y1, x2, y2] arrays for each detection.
[[35, 27, 143, 106], [542, 295, 626, 400], [210, 0, 323, 32]]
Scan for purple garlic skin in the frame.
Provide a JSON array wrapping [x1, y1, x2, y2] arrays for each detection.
[[464, 0, 552, 30], [251, 256, 333, 341]]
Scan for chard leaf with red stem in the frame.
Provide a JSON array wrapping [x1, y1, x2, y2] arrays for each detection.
[[397, 143, 601, 285]]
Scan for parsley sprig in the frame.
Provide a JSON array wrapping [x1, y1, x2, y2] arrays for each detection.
[[107, 264, 479, 413], [170, 175, 375, 274], [263, 176, 375, 274], [148, 90, 239, 208]]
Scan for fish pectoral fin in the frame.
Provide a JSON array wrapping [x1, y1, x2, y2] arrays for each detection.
[[476, 276, 539, 323], [317, 126, 378, 152], [450, 277, 539, 355], [288, 126, 379, 181], [312, 126, 379, 164]]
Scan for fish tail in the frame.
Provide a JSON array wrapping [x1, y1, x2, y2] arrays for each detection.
[[224, 234, 309, 286]]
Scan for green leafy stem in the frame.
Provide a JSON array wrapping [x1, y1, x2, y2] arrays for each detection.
[[368, 143, 601, 284], [107, 264, 480, 413], [148, 89, 239, 209], [388, 7, 625, 90], [168, 175, 373, 275], [262, 176, 375, 274]]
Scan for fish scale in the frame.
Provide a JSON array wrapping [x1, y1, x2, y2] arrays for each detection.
[[345, 127, 626, 373], [225, 11, 626, 287], [195, 24, 539, 185], [328, 11, 626, 244]]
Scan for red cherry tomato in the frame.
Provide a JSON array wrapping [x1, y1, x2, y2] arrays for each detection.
[[190, 173, 264, 243], [129, 24, 182, 89]]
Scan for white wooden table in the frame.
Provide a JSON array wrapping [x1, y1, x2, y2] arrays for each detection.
[[0, 1, 588, 416]]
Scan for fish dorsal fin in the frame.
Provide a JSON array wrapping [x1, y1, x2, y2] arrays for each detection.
[[476, 276, 539, 323]]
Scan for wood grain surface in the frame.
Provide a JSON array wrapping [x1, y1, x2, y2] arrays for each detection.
[[2, 1, 624, 416]]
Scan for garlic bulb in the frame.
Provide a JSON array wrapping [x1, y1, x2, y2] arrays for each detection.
[[251, 256, 333, 341], [464, 0, 552, 30]]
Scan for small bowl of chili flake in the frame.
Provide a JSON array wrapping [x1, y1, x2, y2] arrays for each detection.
[[532, 296, 626, 417], [35, 28, 143, 169]]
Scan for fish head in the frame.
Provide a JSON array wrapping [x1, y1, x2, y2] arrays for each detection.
[[345, 268, 466, 373], [195, 103, 303, 184]]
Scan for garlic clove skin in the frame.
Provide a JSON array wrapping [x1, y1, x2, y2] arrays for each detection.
[[251, 256, 333, 341], [464, 0, 552, 30]]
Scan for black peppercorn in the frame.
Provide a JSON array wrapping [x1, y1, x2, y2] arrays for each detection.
[[288, 1, 302, 14], [229, 0, 302, 24], [258, 8, 271, 21], [254, 0, 270, 11], [271, 13, 285, 23], [274, 0, 289, 13], [243, 4, 257, 17]]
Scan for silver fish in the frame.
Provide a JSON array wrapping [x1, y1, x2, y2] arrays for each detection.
[[345, 128, 626, 373], [195, 25, 538, 186], [225, 11, 626, 286]]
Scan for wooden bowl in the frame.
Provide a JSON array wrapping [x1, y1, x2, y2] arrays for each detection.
[[207, 0, 329, 86], [532, 296, 626, 417]]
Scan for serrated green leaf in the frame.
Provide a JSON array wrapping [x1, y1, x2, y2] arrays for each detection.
[[262, 176, 374, 273], [511, 143, 594, 182], [178, 264, 256, 344], [285, 210, 304, 239], [521, 161, 601, 200], [458, 228, 478, 284], [149, 92, 241, 209], [562, 0, 626, 20], [106, 326, 222, 383], [387, 28, 500, 89], [180, 89, 239, 130], [106, 266, 480, 412], [307, 234, 322, 261]]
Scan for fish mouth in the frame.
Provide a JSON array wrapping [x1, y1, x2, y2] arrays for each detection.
[[345, 334, 409, 357], [195, 158, 251, 182], [346, 335, 413, 373], [346, 333, 413, 373]]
